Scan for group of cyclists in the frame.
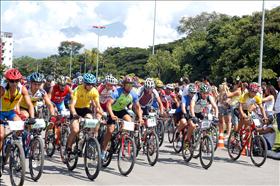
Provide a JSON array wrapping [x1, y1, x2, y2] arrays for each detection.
[[1, 67, 279, 185]]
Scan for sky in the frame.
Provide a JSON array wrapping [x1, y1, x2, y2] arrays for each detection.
[[1, 1, 279, 58]]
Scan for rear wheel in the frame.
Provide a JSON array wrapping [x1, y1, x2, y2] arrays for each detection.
[[208, 126, 218, 151], [9, 141, 26, 186], [117, 135, 136, 176], [250, 135, 267, 167], [156, 120, 165, 147], [66, 139, 79, 171], [84, 137, 101, 180], [192, 128, 201, 159], [182, 133, 193, 163], [167, 120, 175, 143], [29, 137, 44, 181], [227, 130, 242, 161], [60, 125, 70, 162]]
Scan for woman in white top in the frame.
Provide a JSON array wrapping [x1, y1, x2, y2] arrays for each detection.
[[262, 84, 277, 122]]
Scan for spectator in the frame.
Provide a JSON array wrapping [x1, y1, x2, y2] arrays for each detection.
[[275, 77, 280, 131]]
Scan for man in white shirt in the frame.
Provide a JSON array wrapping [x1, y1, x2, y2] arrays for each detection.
[[275, 77, 280, 131]]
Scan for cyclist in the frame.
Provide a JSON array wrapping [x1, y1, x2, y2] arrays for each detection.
[[238, 82, 268, 131], [0, 68, 35, 152], [165, 84, 180, 110], [19, 72, 56, 120], [138, 78, 164, 116], [186, 83, 219, 147], [101, 76, 144, 159], [65, 73, 103, 159], [43, 75, 55, 98], [50, 76, 72, 113]]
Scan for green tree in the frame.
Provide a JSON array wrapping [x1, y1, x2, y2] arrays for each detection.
[[58, 41, 84, 57]]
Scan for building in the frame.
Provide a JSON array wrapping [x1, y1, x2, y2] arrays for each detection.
[[0, 32, 14, 68]]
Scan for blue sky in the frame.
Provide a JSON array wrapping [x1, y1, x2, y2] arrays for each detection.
[[1, 1, 279, 58]]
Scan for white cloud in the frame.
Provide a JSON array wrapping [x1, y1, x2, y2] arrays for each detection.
[[0, 1, 279, 58]]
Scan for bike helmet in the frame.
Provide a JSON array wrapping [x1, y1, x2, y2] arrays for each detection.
[[83, 73, 96, 84], [188, 83, 197, 94], [4, 68, 22, 80], [165, 84, 174, 90], [104, 74, 117, 85], [57, 76, 67, 86], [200, 83, 210, 93], [248, 82, 259, 93], [144, 78, 155, 89], [123, 76, 134, 84], [77, 76, 83, 85], [46, 75, 54, 82], [155, 79, 164, 88], [30, 72, 44, 83]]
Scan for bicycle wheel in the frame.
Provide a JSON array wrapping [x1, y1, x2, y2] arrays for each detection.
[[199, 135, 214, 169], [66, 139, 79, 171], [172, 129, 183, 153], [9, 141, 25, 186], [192, 129, 201, 159], [45, 127, 55, 157], [167, 120, 175, 143], [250, 135, 267, 167], [208, 126, 218, 151], [102, 137, 118, 168], [146, 131, 159, 166], [156, 120, 165, 147], [29, 137, 44, 181], [60, 126, 70, 161], [84, 137, 101, 180], [182, 133, 193, 163], [134, 129, 141, 157], [117, 135, 136, 176], [227, 130, 242, 161]]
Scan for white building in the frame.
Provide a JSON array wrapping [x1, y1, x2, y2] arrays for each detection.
[[0, 32, 14, 68]]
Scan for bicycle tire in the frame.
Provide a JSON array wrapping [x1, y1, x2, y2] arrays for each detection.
[[156, 120, 165, 147], [60, 126, 70, 162], [167, 120, 175, 143], [146, 131, 159, 166], [66, 139, 79, 171], [45, 127, 56, 157], [84, 137, 101, 180], [250, 135, 267, 167], [9, 141, 26, 186], [199, 135, 214, 169], [208, 126, 218, 151], [172, 128, 183, 153], [182, 133, 193, 163], [29, 137, 44, 181], [192, 128, 201, 159], [227, 130, 242, 161], [117, 135, 136, 176]]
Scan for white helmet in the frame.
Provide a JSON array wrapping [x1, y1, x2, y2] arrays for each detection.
[[144, 78, 155, 89], [105, 74, 117, 85], [165, 84, 174, 90]]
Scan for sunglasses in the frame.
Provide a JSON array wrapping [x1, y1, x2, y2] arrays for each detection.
[[8, 79, 20, 83], [85, 83, 94, 86]]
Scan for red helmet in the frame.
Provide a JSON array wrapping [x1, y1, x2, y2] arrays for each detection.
[[248, 82, 259, 93], [123, 76, 134, 84], [5, 68, 22, 80]]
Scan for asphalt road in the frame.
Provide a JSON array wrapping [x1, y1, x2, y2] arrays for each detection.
[[1, 135, 279, 186]]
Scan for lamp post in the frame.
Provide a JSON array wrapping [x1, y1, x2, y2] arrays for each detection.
[[258, 0, 265, 85], [69, 41, 74, 78], [93, 25, 106, 80], [152, 0, 157, 55]]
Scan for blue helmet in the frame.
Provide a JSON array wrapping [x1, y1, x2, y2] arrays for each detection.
[[83, 73, 96, 84], [30, 72, 44, 83]]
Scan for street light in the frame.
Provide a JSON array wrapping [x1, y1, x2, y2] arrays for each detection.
[[93, 25, 106, 80], [258, 0, 265, 85], [69, 41, 73, 78], [152, 0, 157, 55]]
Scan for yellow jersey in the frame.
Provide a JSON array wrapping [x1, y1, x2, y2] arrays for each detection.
[[72, 85, 99, 108], [0, 83, 23, 111], [239, 92, 262, 110]]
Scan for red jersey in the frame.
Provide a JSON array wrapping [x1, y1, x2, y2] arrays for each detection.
[[51, 84, 71, 103]]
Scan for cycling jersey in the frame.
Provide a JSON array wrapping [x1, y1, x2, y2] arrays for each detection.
[[192, 93, 212, 113], [72, 85, 99, 108], [20, 87, 46, 109], [138, 87, 159, 108], [51, 84, 71, 103], [0, 82, 23, 111], [111, 88, 139, 112], [98, 84, 115, 111], [239, 92, 262, 110]]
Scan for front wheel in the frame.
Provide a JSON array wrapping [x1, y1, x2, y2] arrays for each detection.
[[146, 131, 159, 166], [9, 141, 26, 186], [29, 137, 44, 181], [156, 120, 165, 147], [199, 135, 214, 169], [84, 137, 101, 180], [167, 120, 175, 143], [117, 135, 136, 176], [172, 128, 183, 153], [45, 127, 55, 157], [250, 135, 267, 167]]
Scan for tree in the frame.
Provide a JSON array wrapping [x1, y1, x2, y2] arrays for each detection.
[[58, 41, 84, 57]]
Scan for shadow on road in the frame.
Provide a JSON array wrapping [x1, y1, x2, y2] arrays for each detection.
[[214, 156, 253, 167]]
